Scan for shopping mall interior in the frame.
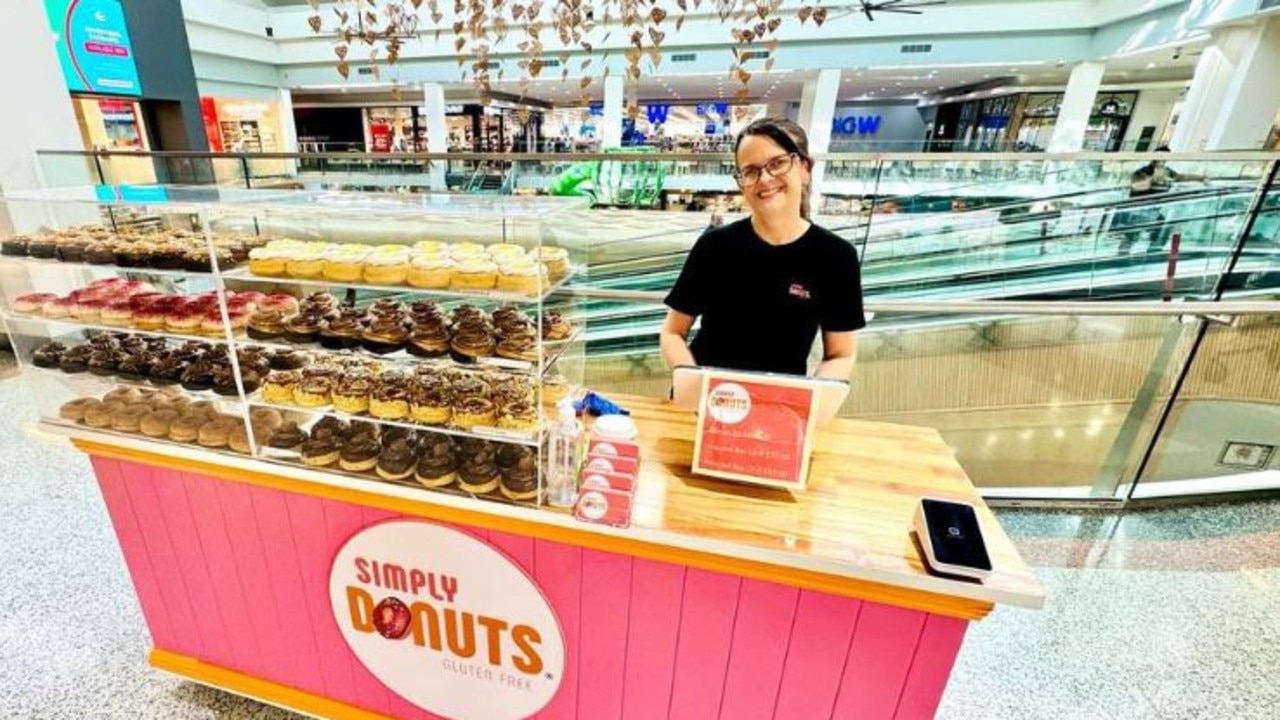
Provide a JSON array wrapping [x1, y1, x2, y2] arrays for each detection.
[[2, 1, 1280, 719]]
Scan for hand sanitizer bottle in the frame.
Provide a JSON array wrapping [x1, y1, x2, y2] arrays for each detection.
[[546, 398, 582, 507]]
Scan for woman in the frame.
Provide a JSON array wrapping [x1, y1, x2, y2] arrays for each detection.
[[660, 118, 865, 378]]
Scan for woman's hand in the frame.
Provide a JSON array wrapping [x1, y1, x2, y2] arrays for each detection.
[[660, 309, 698, 369], [815, 331, 857, 380]]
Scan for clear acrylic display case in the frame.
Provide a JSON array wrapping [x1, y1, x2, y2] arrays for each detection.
[[0, 186, 589, 509]]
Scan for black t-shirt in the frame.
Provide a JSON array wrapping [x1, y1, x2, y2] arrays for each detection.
[[664, 218, 866, 375]]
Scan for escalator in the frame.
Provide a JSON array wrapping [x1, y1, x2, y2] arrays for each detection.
[[575, 182, 1280, 356]]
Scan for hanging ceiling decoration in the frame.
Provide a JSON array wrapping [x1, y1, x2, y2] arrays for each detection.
[[306, 0, 944, 115]]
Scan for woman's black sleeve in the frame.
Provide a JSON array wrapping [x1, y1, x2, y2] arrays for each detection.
[[664, 234, 713, 317], [820, 240, 867, 332]]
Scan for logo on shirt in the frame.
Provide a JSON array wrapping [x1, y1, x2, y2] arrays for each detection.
[[788, 283, 812, 300]]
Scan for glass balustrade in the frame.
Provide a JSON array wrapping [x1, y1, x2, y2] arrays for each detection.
[[579, 304, 1280, 500]]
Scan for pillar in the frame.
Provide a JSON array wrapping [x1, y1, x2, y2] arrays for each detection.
[[765, 100, 791, 121], [795, 69, 840, 209], [277, 88, 299, 177], [421, 83, 448, 191], [1169, 29, 1253, 151], [1203, 19, 1280, 151], [0, 0, 88, 233], [602, 74, 624, 150], [1047, 62, 1105, 152]]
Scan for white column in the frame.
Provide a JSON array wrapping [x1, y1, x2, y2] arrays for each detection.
[[601, 74, 624, 150], [0, 0, 88, 232], [795, 69, 840, 209], [276, 88, 299, 176], [1204, 19, 1280, 151], [1047, 61, 1105, 152], [1169, 30, 1250, 151], [421, 83, 448, 191]]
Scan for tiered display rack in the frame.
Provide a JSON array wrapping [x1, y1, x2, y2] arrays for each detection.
[[0, 186, 589, 508]]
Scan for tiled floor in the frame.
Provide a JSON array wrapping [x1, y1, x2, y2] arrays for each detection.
[[1, 362, 1278, 719]]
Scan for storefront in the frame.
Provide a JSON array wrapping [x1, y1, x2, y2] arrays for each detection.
[[930, 90, 1140, 152], [47, 0, 153, 163], [1010, 91, 1138, 152], [43, 0, 209, 155], [365, 106, 418, 153], [200, 98, 285, 153], [73, 96, 148, 151], [824, 102, 932, 151], [543, 103, 765, 152]]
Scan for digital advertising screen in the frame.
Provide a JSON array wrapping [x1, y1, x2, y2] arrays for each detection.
[[44, 0, 141, 96]]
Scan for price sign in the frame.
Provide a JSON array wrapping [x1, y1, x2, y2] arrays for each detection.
[[691, 370, 820, 489]]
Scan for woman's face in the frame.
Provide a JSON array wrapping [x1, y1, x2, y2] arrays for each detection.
[[736, 134, 809, 220]]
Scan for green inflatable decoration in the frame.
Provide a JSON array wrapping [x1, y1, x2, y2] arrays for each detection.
[[548, 148, 666, 207]]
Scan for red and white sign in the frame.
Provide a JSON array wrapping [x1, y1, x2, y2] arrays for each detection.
[[574, 488, 633, 528], [330, 520, 565, 720], [581, 467, 635, 493], [369, 123, 393, 152], [692, 372, 820, 489]]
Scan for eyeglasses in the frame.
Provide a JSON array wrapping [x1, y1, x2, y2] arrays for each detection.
[[733, 153, 797, 188]]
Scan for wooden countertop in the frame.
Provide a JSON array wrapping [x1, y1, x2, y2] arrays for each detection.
[[620, 396, 1044, 617], [58, 394, 1043, 621]]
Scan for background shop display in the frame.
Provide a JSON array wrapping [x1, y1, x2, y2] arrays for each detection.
[[931, 90, 1145, 152]]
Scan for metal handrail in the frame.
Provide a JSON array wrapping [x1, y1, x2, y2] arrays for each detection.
[[35, 148, 1280, 163], [569, 289, 1280, 316]]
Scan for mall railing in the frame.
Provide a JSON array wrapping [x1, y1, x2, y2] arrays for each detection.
[[571, 291, 1280, 502], [33, 149, 1280, 307]]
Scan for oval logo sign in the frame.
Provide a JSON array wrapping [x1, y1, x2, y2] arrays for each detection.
[[330, 520, 564, 720], [707, 382, 752, 424]]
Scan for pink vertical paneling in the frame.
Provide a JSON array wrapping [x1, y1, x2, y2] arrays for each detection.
[[89, 457, 178, 651], [533, 542, 583, 720], [575, 550, 633, 720], [121, 464, 205, 657], [285, 493, 360, 706], [182, 471, 266, 678], [717, 580, 802, 720], [151, 471, 232, 668], [88, 460, 972, 720], [486, 529, 537, 574], [247, 487, 325, 692], [893, 615, 969, 720], [772, 592, 863, 720], [830, 603, 929, 720], [214, 481, 294, 681], [667, 569, 742, 720], [323, 500, 395, 718], [620, 558, 687, 720], [360, 508, 443, 720]]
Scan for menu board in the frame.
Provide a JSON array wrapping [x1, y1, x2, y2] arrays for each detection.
[[692, 371, 820, 489]]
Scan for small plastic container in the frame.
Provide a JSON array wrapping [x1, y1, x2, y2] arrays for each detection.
[[591, 414, 638, 441]]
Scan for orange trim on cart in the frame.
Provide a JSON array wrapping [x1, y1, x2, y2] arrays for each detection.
[[77, 439, 992, 620], [150, 647, 395, 720]]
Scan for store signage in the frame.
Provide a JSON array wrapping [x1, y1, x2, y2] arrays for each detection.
[[200, 97, 224, 153], [696, 103, 730, 117], [369, 124, 392, 152], [831, 115, 883, 136], [44, 0, 141, 96], [692, 370, 820, 489], [330, 520, 565, 720], [646, 104, 671, 124]]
